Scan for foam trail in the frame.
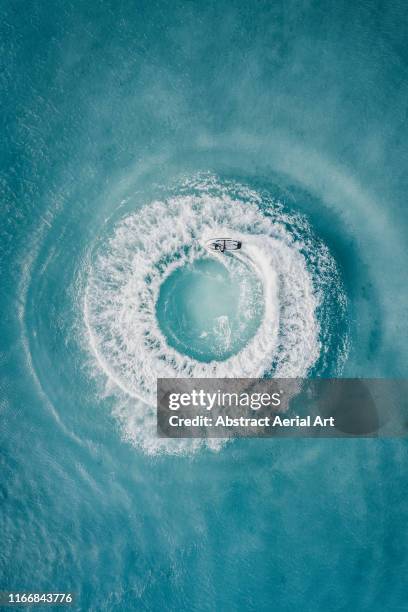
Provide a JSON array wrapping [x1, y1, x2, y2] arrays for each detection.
[[81, 176, 346, 453]]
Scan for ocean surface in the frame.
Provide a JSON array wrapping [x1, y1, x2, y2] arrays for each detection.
[[1, 1, 408, 610]]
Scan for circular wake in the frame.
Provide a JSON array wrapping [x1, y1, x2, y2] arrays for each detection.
[[84, 176, 347, 408]]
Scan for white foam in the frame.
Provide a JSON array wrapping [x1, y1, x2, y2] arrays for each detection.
[[82, 177, 338, 453]]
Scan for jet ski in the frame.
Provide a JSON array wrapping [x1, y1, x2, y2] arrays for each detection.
[[205, 238, 242, 253]]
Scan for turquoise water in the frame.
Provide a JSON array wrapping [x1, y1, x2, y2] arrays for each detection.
[[1, 1, 408, 610], [156, 257, 264, 362]]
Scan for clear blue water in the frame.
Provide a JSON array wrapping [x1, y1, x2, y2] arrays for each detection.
[[1, 1, 408, 610], [156, 257, 264, 362]]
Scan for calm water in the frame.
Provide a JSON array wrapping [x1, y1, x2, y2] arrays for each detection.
[[1, 1, 408, 610]]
